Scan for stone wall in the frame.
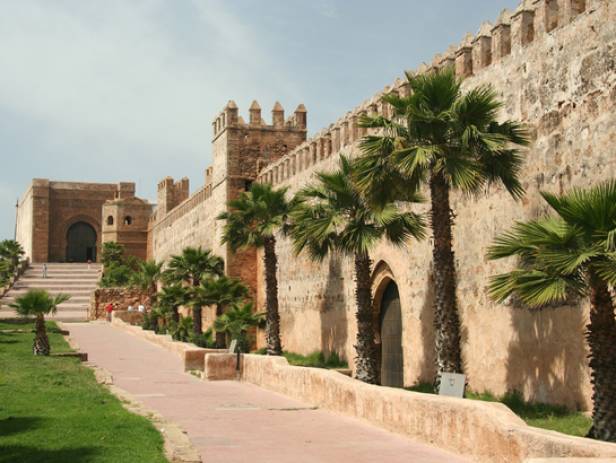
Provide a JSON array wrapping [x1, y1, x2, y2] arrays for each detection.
[[149, 101, 307, 300], [90, 287, 150, 320], [146, 0, 616, 410], [240, 354, 616, 463], [16, 179, 146, 263], [15, 184, 34, 260], [252, 0, 616, 410]]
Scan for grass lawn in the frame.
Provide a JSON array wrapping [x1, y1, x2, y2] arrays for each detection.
[[407, 383, 592, 437], [0, 319, 168, 463], [253, 349, 348, 369]]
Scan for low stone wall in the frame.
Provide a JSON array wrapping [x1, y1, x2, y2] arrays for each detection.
[[90, 288, 150, 320], [240, 354, 616, 463], [203, 353, 237, 380], [111, 316, 223, 371]]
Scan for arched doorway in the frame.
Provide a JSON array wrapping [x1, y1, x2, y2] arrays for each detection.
[[66, 222, 97, 262], [379, 280, 403, 387]]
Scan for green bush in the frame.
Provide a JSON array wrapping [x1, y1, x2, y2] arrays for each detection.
[[100, 242, 143, 288], [141, 311, 157, 331], [253, 349, 348, 369], [170, 316, 193, 342], [100, 262, 133, 288], [191, 328, 216, 348]]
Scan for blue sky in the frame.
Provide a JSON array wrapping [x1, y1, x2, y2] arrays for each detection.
[[0, 0, 519, 240]]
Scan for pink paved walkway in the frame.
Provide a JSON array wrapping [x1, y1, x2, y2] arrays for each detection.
[[68, 323, 468, 463]]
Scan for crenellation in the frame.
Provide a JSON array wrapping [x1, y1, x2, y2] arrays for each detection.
[[492, 11, 513, 61], [472, 23, 493, 71], [294, 104, 307, 130], [533, 0, 560, 36], [563, 0, 586, 22], [249, 100, 262, 126], [455, 45, 474, 77], [272, 101, 285, 128], [511, 7, 535, 49]]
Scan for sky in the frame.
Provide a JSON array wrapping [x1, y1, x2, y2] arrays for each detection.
[[0, 0, 519, 239]]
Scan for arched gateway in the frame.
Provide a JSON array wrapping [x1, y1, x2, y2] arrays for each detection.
[[372, 261, 404, 387], [66, 222, 97, 262], [379, 281, 403, 387]]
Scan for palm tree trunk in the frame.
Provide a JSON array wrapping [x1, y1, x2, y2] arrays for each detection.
[[586, 272, 616, 442], [33, 313, 50, 356], [263, 236, 282, 355], [353, 252, 378, 384], [429, 172, 463, 384], [192, 279, 202, 336], [215, 304, 226, 348], [172, 306, 180, 323]]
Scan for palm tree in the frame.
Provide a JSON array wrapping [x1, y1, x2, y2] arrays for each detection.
[[0, 240, 25, 274], [158, 284, 188, 323], [487, 181, 616, 442], [130, 260, 163, 304], [214, 301, 264, 353], [9, 289, 70, 355], [217, 183, 291, 356], [163, 247, 224, 335], [354, 67, 529, 382], [291, 156, 425, 383], [193, 276, 249, 348]]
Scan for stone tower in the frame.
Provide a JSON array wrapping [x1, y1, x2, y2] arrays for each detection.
[[210, 100, 308, 291]]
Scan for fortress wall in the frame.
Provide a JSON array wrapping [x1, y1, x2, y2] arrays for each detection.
[[15, 183, 34, 260], [257, 0, 616, 409], [149, 182, 225, 264]]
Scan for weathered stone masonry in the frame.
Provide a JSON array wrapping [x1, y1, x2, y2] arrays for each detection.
[[246, 0, 614, 410], [16, 0, 615, 411]]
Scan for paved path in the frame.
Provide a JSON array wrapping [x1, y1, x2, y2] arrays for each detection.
[[67, 323, 468, 463]]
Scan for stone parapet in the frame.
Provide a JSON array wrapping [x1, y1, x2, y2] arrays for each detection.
[[240, 355, 616, 463], [256, 0, 595, 189], [110, 317, 224, 371]]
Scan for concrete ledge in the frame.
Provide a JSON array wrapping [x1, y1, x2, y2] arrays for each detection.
[[203, 353, 237, 380], [240, 354, 616, 463], [110, 316, 224, 371]]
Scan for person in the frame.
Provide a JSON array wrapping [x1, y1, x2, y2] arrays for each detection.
[[105, 302, 113, 322], [42, 263, 48, 279]]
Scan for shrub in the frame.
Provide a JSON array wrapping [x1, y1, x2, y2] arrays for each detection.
[[170, 316, 193, 342], [191, 328, 216, 348]]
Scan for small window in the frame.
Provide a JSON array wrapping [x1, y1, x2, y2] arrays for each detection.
[[244, 180, 253, 192], [106, 216, 114, 226], [123, 216, 132, 225]]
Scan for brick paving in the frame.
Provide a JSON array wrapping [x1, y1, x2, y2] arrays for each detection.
[[68, 322, 468, 463]]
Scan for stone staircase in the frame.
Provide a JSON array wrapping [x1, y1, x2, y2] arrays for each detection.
[[0, 263, 102, 322]]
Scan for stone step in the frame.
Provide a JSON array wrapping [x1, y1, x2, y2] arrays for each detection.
[[24, 270, 101, 277], [8, 288, 93, 295], [1, 296, 91, 305], [13, 284, 97, 291]]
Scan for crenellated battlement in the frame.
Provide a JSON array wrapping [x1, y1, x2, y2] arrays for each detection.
[[156, 176, 189, 218], [211, 100, 307, 139], [257, 0, 598, 186]]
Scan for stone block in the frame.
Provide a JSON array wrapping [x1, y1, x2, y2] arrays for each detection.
[[203, 353, 238, 380]]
